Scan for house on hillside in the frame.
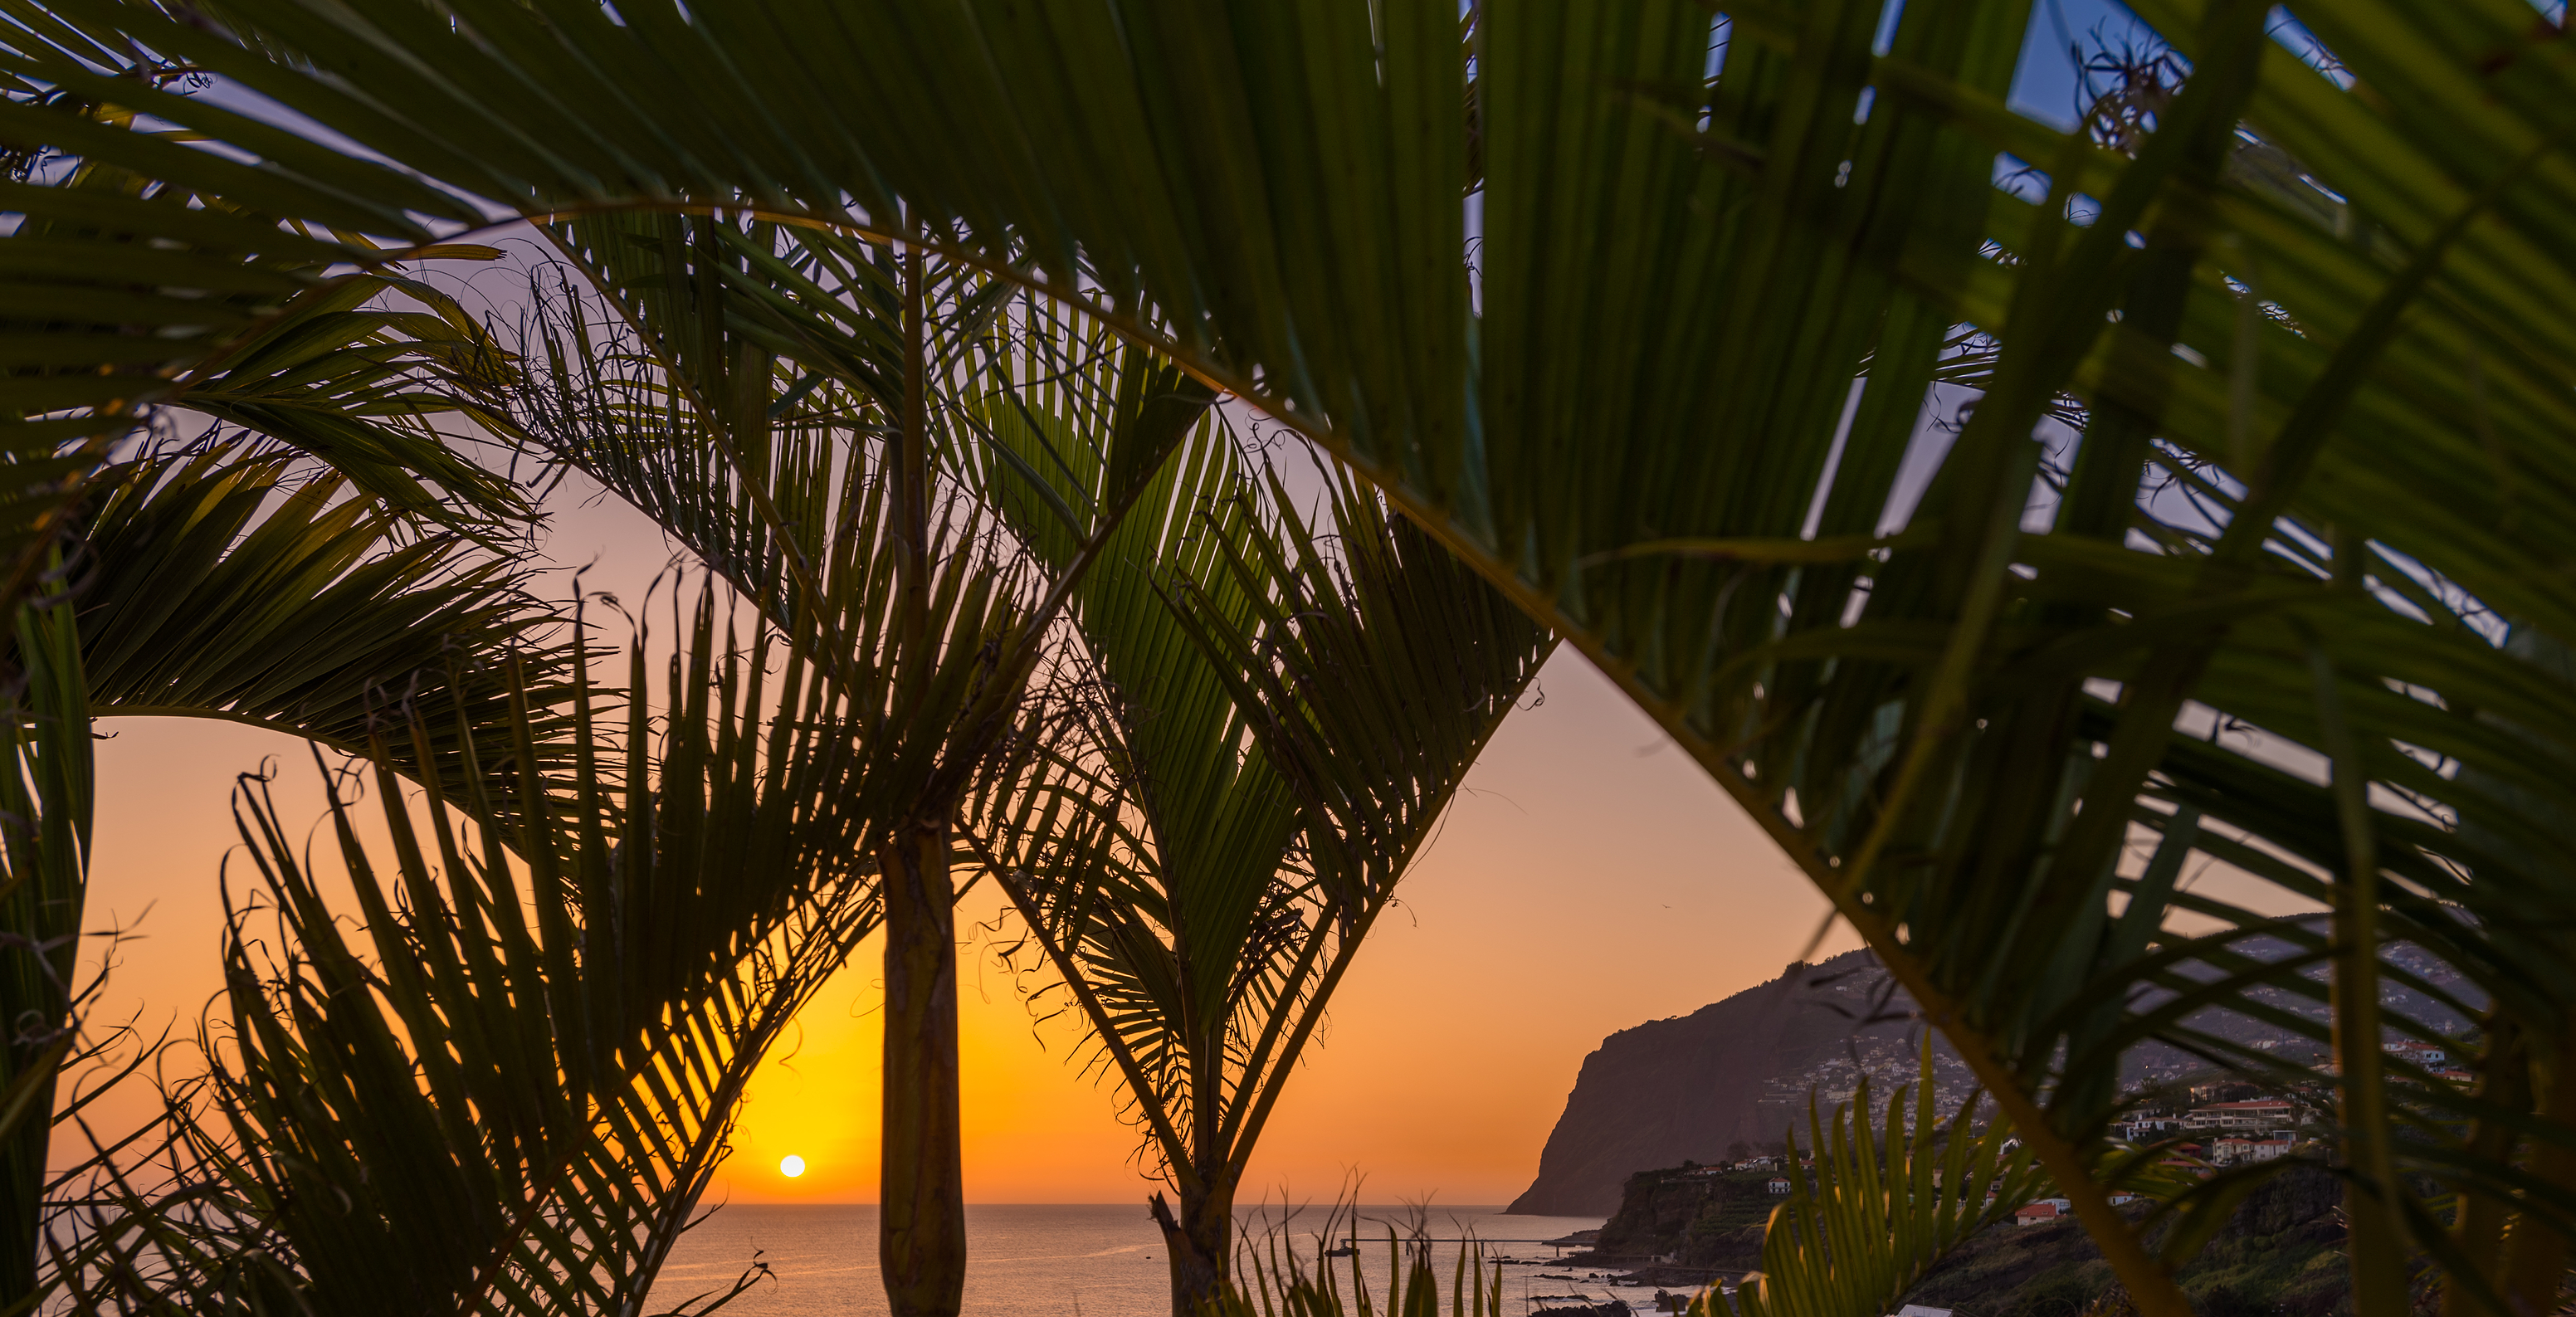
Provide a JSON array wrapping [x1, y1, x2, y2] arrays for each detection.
[[2188, 1099, 2297, 1130], [2213, 1134, 2295, 1164], [2385, 1039, 2448, 1066], [2114, 1114, 2184, 1141], [1766, 1177, 1792, 1195], [2014, 1199, 2074, 1226]]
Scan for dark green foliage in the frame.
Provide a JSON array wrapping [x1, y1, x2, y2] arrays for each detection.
[[7, 0, 2576, 1309], [0, 582, 88, 1301], [62, 442, 583, 821], [46, 599, 875, 1315], [966, 415, 1552, 1311]]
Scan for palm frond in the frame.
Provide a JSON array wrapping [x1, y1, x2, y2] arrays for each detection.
[[168, 264, 529, 530], [1718, 1044, 2046, 1317], [8, 0, 2576, 1307], [508, 207, 1235, 1316], [968, 427, 1547, 1306], [52, 441, 584, 827], [43, 589, 875, 1315], [0, 577, 90, 1302]]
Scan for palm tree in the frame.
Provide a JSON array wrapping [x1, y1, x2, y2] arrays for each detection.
[[9, 2, 2576, 1311], [958, 376, 1549, 1312], [497, 212, 1242, 1316]]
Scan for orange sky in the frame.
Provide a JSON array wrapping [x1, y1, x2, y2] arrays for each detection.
[[71, 476, 1866, 1207]]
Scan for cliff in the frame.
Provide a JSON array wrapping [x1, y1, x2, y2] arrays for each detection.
[[1509, 937, 2479, 1217], [1507, 950, 1960, 1216], [1591, 1166, 1773, 1267]]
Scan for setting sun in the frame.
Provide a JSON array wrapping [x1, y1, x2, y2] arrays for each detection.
[[778, 1155, 807, 1179]]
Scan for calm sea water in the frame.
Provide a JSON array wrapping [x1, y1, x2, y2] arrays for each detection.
[[653, 1204, 1630, 1316]]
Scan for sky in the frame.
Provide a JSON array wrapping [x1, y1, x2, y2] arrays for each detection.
[[73, 471, 1864, 1209]]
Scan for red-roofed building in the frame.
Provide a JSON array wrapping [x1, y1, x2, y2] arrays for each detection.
[[2014, 1199, 2073, 1227], [2385, 1040, 2448, 1066]]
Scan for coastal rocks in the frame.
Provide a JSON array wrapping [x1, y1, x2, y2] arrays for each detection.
[[1573, 1153, 2354, 1311], [1529, 1301, 1632, 1317], [1581, 1164, 1774, 1271]]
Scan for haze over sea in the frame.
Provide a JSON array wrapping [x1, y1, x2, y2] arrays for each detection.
[[653, 1206, 1617, 1317]]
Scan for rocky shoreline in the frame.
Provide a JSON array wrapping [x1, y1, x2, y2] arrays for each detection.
[[1574, 1158, 2356, 1314], [1549, 1252, 1744, 1286]]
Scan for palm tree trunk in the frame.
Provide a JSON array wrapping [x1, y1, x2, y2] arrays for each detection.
[[1149, 1168, 1236, 1317], [880, 821, 964, 1317], [876, 216, 964, 1317]]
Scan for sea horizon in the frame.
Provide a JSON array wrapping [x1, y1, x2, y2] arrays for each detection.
[[655, 1202, 1625, 1317]]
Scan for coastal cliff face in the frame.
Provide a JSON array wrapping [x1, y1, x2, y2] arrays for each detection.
[[1592, 1168, 1773, 1266], [1506, 950, 1954, 1217], [1510, 934, 2481, 1217]]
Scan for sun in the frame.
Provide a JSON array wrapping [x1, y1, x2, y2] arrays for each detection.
[[778, 1154, 807, 1179]]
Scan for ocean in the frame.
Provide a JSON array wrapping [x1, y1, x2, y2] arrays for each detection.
[[652, 1204, 1637, 1316]]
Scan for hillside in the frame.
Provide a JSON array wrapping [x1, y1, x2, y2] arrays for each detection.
[[1903, 1165, 2352, 1316], [1588, 1160, 2354, 1315], [1508, 941, 2479, 1217], [1505, 950, 1966, 1216]]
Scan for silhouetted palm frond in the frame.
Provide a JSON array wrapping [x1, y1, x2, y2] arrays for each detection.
[[45, 593, 876, 1316], [7, 1, 2575, 1309]]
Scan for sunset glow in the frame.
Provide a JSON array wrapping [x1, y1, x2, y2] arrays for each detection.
[[64, 481, 1926, 1207]]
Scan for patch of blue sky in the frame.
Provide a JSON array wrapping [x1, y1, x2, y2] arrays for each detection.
[[2264, 7, 2354, 89], [2008, 0, 2164, 133], [1872, 0, 1906, 57]]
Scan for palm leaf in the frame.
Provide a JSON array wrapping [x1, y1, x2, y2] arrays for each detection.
[[10, 1, 2576, 1307], [43, 590, 874, 1316], [0, 575, 90, 1303], [966, 428, 1549, 1308], [1717, 1044, 2047, 1317], [56, 441, 583, 823], [2, 60, 524, 630], [505, 210, 1232, 1315]]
